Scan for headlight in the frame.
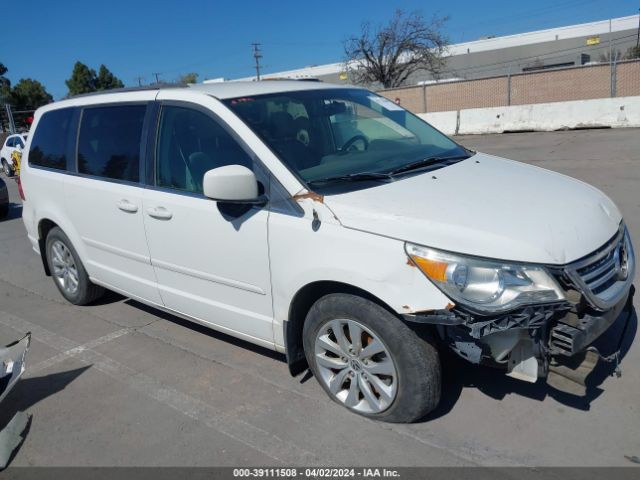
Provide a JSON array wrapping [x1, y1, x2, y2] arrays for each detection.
[[405, 243, 564, 313]]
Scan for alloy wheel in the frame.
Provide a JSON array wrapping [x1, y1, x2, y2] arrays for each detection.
[[50, 240, 80, 295], [314, 319, 398, 414]]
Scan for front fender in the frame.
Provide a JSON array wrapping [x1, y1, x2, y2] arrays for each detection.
[[268, 202, 451, 347]]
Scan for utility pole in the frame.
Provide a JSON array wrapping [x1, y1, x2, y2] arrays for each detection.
[[152, 72, 161, 84], [134, 76, 144, 87], [251, 43, 262, 81], [636, 8, 639, 49]]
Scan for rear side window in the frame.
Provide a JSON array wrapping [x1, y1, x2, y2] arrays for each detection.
[[78, 105, 146, 182], [6, 138, 15, 147], [29, 108, 74, 170]]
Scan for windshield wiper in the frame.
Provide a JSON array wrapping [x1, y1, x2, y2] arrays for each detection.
[[306, 172, 393, 186], [386, 155, 470, 176]]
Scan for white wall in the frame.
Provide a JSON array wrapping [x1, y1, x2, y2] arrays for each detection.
[[419, 96, 640, 135]]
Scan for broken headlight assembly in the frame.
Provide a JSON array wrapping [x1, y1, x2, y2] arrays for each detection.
[[405, 243, 565, 313]]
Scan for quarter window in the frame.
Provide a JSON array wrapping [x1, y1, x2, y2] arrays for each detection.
[[78, 105, 146, 182], [28, 108, 74, 170], [156, 106, 252, 194]]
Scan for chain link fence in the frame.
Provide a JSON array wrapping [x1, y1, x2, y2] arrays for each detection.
[[380, 59, 640, 113], [1, 105, 35, 134]]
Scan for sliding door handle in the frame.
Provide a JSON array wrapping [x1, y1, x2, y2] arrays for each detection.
[[146, 206, 173, 220], [116, 199, 138, 213]]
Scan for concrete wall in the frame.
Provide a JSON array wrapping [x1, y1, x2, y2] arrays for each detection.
[[418, 96, 640, 135]]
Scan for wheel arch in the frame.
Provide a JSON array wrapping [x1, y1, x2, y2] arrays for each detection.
[[284, 280, 398, 376], [37, 218, 59, 276]]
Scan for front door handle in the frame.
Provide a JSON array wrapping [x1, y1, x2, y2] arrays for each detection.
[[116, 199, 138, 213], [146, 206, 173, 220]]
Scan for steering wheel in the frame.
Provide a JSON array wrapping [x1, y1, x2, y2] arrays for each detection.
[[339, 134, 369, 154]]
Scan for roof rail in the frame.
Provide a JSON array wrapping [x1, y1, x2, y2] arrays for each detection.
[[68, 82, 187, 99]]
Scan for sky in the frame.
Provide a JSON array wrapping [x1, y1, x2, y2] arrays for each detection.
[[2, 0, 638, 99]]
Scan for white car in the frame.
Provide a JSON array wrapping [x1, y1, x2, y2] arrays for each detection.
[[1, 133, 27, 176], [19, 81, 635, 422]]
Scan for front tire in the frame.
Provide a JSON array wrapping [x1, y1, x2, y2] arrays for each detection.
[[45, 227, 104, 305], [303, 293, 441, 423]]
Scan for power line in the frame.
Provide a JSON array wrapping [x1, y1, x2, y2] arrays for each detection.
[[152, 72, 161, 84], [251, 43, 263, 80], [454, 0, 600, 32], [134, 76, 145, 87]]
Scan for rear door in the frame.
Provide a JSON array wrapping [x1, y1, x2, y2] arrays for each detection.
[[64, 97, 162, 304], [141, 95, 274, 344]]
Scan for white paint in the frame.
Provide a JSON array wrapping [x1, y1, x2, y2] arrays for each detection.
[[419, 96, 640, 135], [0, 133, 27, 170], [325, 152, 621, 265], [203, 165, 258, 201]]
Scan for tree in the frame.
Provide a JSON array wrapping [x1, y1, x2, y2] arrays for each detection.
[[66, 61, 97, 95], [598, 49, 623, 63], [96, 64, 124, 90], [66, 61, 124, 96], [8, 78, 53, 110], [625, 45, 640, 60], [344, 10, 449, 88], [0, 62, 11, 99], [177, 72, 199, 84]]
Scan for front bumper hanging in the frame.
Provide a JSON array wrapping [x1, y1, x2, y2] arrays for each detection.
[[404, 284, 634, 395]]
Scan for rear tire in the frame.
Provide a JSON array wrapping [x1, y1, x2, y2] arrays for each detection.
[[0, 203, 7, 219], [303, 293, 441, 423], [45, 227, 104, 305]]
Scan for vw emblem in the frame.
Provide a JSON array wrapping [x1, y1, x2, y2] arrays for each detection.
[[613, 243, 629, 281]]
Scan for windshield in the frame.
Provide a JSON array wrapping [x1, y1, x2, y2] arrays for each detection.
[[225, 88, 469, 190]]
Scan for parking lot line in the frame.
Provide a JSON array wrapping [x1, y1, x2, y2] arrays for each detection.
[[28, 327, 132, 374], [0, 310, 320, 465]]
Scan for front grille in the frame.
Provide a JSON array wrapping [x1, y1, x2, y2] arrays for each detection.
[[564, 226, 634, 310], [575, 241, 619, 295]]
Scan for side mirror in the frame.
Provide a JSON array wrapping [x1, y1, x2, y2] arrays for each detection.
[[203, 165, 266, 205]]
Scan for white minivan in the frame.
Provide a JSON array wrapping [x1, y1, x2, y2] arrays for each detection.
[[20, 81, 635, 422]]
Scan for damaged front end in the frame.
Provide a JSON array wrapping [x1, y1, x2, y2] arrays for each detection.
[[1, 333, 32, 470], [1, 333, 31, 404], [404, 226, 636, 396]]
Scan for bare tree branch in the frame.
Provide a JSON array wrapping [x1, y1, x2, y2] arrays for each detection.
[[344, 10, 449, 89]]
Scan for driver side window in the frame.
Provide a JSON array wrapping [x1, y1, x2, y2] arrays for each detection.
[[156, 106, 253, 194]]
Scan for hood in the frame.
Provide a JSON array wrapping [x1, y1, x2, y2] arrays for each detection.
[[325, 153, 621, 265]]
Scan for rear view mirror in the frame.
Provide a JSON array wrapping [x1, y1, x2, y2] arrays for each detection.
[[203, 165, 266, 205], [324, 101, 348, 116]]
